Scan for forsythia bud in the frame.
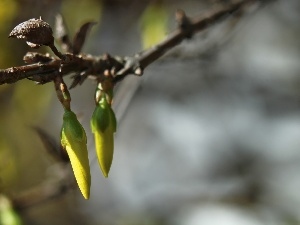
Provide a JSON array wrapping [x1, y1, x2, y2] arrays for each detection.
[[91, 94, 116, 177], [61, 110, 91, 199]]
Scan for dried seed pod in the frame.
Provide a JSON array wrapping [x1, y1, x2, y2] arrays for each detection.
[[61, 110, 91, 199], [91, 94, 116, 177], [9, 18, 54, 48]]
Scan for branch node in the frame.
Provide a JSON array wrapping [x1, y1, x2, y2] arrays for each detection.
[[23, 52, 53, 64], [104, 69, 111, 77], [175, 9, 193, 38], [48, 43, 65, 60], [134, 67, 143, 76]]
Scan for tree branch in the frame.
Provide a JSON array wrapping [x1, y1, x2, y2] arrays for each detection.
[[0, 0, 257, 87], [5, 0, 266, 210]]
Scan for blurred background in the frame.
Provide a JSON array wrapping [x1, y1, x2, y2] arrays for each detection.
[[0, 0, 300, 224]]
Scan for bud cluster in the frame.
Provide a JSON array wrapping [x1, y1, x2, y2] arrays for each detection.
[[8, 17, 120, 200]]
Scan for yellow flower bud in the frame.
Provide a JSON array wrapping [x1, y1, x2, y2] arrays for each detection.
[[61, 110, 91, 199], [91, 95, 116, 177]]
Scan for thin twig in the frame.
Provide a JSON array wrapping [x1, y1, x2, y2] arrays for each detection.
[[114, 0, 257, 82]]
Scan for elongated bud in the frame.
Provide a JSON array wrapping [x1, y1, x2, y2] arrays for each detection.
[[61, 110, 91, 199], [91, 94, 116, 177]]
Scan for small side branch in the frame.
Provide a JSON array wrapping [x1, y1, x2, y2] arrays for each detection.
[[113, 0, 256, 83]]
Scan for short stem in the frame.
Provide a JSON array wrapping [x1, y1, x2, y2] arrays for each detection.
[[94, 83, 102, 104], [48, 43, 64, 60], [54, 75, 71, 111]]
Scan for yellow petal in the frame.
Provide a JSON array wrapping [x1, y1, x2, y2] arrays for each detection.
[[91, 104, 115, 177], [94, 125, 114, 177]]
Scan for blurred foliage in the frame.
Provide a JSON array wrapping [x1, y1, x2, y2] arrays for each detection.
[[0, 137, 17, 191], [0, 81, 54, 193], [12, 81, 53, 122], [60, 0, 102, 37], [0, 85, 10, 96], [140, 1, 168, 49], [0, 0, 19, 68], [0, 195, 23, 225], [0, 0, 18, 30]]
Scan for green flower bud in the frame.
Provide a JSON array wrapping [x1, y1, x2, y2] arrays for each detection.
[[91, 95, 116, 177], [109, 107, 117, 132], [91, 96, 110, 133], [61, 110, 91, 199]]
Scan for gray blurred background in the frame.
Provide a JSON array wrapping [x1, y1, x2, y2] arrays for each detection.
[[0, 0, 300, 224]]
